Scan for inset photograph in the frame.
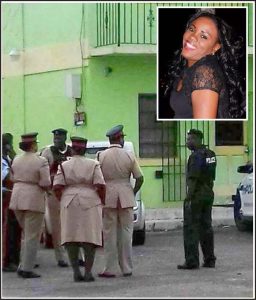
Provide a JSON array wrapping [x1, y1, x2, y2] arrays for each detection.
[[157, 7, 247, 120]]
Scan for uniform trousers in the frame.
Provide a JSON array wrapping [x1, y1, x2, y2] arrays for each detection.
[[65, 242, 96, 278], [2, 191, 21, 268], [14, 210, 44, 272], [103, 207, 133, 274], [2, 191, 11, 267], [183, 199, 216, 267], [46, 192, 66, 262]]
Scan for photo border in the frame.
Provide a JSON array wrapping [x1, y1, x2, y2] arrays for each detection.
[[156, 4, 249, 122]]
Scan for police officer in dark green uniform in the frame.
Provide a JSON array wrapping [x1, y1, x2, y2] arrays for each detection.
[[178, 129, 217, 270]]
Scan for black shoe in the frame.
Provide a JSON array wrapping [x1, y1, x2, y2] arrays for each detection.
[[84, 272, 95, 282], [78, 259, 85, 267], [57, 260, 69, 267], [3, 264, 18, 272], [21, 271, 41, 278], [177, 263, 199, 270], [17, 269, 24, 277], [202, 261, 215, 268], [74, 274, 84, 282], [98, 271, 116, 278], [123, 272, 132, 277]]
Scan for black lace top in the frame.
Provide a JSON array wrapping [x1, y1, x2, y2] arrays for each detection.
[[169, 54, 229, 119]]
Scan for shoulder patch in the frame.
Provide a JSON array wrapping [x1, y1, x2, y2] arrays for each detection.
[[206, 157, 216, 164]]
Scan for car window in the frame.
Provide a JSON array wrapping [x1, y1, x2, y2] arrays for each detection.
[[86, 147, 108, 154], [86, 147, 108, 159]]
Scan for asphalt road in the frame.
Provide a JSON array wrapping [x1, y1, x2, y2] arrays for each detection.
[[1, 225, 254, 298]]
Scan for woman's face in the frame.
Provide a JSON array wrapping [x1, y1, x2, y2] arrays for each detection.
[[181, 16, 221, 67]]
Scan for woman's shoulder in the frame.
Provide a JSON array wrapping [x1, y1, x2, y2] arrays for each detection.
[[192, 55, 223, 75], [186, 55, 224, 92]]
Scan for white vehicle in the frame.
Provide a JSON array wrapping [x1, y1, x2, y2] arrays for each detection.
[[86, 141, 146, 245], [232, 163, 253, 231], [42, 141, 146, 246]]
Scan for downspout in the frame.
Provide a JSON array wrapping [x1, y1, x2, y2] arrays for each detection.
[[21, 3, 26, 132], [117, 3, 120, 46]]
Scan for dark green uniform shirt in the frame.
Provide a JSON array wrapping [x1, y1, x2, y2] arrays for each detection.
[[186, 145, 216, 202]]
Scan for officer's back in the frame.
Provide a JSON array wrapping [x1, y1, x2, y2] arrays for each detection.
[[187, 132, 216, 202], [97, 125, 143, 209], [99, 146, 135, 181]]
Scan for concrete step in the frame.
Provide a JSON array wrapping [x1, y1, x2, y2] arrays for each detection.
[[145, 207, 235, 231]]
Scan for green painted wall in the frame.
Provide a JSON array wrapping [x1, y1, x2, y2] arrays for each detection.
[[2, 76, 25, 135], [84, 55, 156, 148], [2, 3, 23, 54], [2, 69, 80, 149]]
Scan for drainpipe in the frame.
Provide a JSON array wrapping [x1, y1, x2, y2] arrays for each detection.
[[21, 3, 26, 132], [117, 3, 120, 46]]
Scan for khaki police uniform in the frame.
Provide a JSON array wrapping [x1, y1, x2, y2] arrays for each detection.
[[9, 151, 51, 273], [98, 144, 143, 275], [40, 145, 71, 263], [53, 156, 105, 246]]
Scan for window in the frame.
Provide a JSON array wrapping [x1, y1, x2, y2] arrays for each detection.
[[215, 122, 244, 146], [139, 94, 176, 158]]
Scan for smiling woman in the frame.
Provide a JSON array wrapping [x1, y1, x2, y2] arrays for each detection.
[[158, 9, 246, 120]]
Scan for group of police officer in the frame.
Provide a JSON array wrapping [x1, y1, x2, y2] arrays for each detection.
[[2, 126, 217, 280]]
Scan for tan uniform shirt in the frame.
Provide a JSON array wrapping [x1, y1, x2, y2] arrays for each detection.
[[98, 144, 143, 208], [53, 156, 105, 209], [40, 146, 55, 166], [53, 155, 105, 245], [9, 152, 51, 213]]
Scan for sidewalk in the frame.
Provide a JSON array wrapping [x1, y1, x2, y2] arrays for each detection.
[[145, 206, 235, 231]]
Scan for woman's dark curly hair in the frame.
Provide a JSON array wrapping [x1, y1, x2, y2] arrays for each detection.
[[165, 10, 246, 118]]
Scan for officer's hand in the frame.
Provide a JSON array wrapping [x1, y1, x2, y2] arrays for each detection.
[[54, 189, 62, 201], [184, 200, 191, 210], [2, 190, 12, 199]]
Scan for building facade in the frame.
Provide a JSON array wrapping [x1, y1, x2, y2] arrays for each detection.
[[2, 1, 254, 208]]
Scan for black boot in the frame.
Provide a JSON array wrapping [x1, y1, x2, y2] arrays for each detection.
[[202, 260, 215, 268], [84, 271, 95, 282], [177, 262, 199, 270], [21, 271, 41, 278], [65, 243, 84, 282], [81, 243, 96, 282], [74, 273, 85, 282]]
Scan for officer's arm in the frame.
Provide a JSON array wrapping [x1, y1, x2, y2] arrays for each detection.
[[186, 154, 203, 202], [133, 176, 144, 195], [39, 159, 51, 188], [53, 185, 65, 201], [2, 159, 9, 181], [95, 184, 106, 205], [186, 179, 198, 202], [52, 165, 66, 200], [130, 154, 144, 195]]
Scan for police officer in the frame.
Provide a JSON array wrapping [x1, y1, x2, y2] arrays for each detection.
[[178, 129, 217, 270], [9, 132, 51, 278], [98, 125, 144, 277], [53, 136, 106, 282], [40, 128, 71, 267], [2, 133, 21, 272]]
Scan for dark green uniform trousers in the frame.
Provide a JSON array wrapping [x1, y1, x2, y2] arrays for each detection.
[[65, 242, 96, 282], [183, 199, 216, 267]]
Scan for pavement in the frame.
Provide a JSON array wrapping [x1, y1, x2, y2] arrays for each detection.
[[2, 226, 253, 298], [145, 205, 235, 231]]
